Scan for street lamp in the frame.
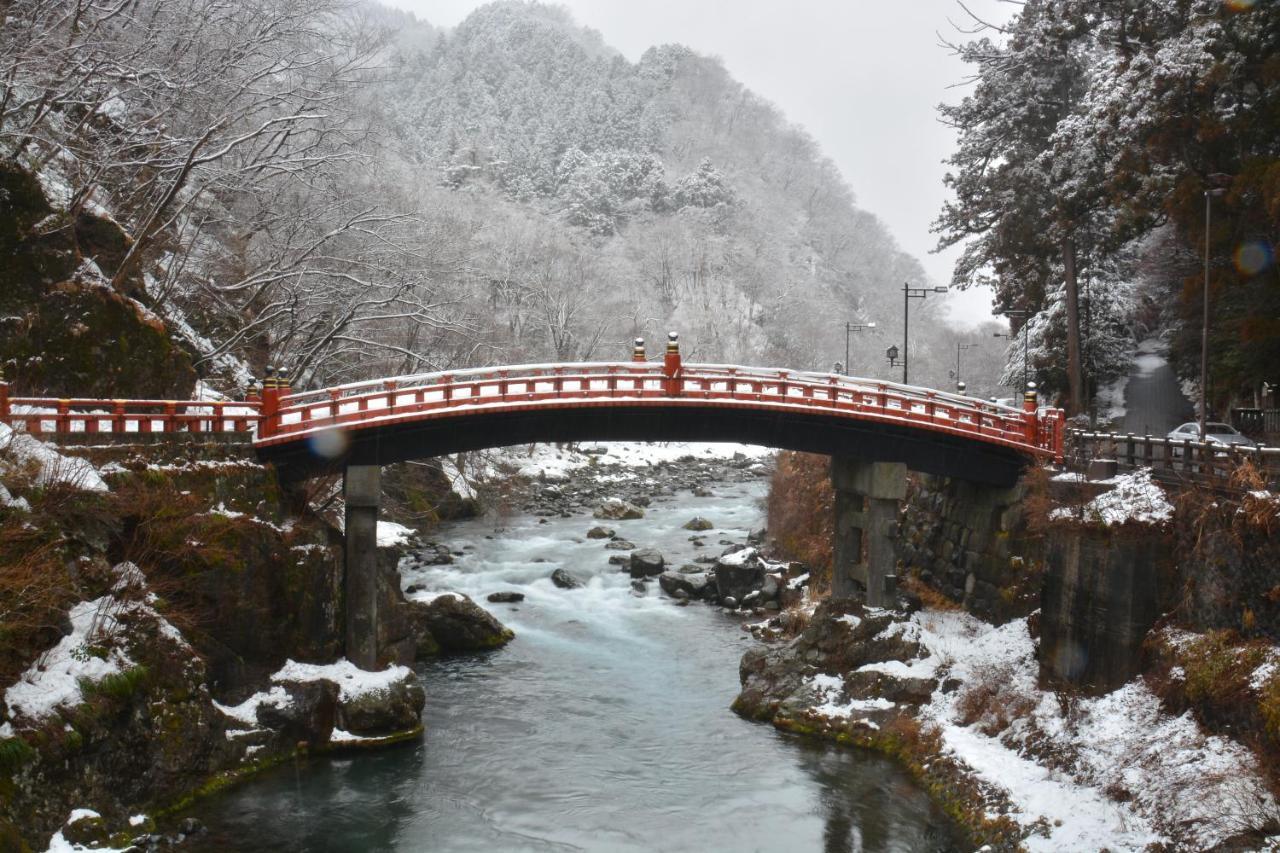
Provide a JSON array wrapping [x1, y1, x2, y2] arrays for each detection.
[[1201, 175, 1231, 438], [843, 321, 876, 376], [902, 283, 948, 384], [955, 342, 978, 385]]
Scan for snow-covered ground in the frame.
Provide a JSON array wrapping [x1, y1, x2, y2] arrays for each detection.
[[804, 607, 1280, 851]]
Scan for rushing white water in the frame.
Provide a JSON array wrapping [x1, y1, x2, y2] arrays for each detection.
[[187, 478, 961, 852]]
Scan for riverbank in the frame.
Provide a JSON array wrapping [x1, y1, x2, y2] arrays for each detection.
[[745, 455, 1280, 852]]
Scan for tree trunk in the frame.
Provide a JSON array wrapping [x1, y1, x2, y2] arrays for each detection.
[[1061, 235, 1084, 415]]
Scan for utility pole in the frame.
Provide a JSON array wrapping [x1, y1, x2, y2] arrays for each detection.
[[902, 283, 948, 385], [955, 342, 978, 385]]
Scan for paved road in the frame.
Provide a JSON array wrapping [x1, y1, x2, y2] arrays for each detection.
[[1119, 339, 1195, 438]]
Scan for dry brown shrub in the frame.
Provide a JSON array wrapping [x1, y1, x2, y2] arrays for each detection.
[[956, 662, 1036, 736], [901, 574, 963, 611], [766, 451, 833, 592]]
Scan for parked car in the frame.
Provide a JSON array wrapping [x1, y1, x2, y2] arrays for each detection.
[[1166, 422, 1259, 456]]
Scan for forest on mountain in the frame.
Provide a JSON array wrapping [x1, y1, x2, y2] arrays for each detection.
[[937, 0, 1279, 415], [1, 0, 1011, 400]]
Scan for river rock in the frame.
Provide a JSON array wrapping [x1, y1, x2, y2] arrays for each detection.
[[594, 498, 645, 520], [604, 539, 636, 550], [692, 486, 714, 497], [586, 526, 615, 539], [682, 516, 715, 531], [658, 570, 711, 599], [761, 574, 780, 601], [551, 569, 584, 589], [407, 594, 514, 653], [629, 548, 665, 578], [338, 671, 426, 736], [630, 580, 647, 595], [416, 542, 454, 565], [678, 563, 705, 574], [487, 591, 525, 603], [714, 548, 766, 603], [257, 679, 339, 746], [607, 554, 630, 566]]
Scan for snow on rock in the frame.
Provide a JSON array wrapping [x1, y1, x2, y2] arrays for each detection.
[[376, 520, 416, 547], [1051, 468, 1172, 526], [0, 423, 109, 492], [4, 597, 134, 722], [716, 546, 758, 567], [270, 658, 414, 702], [212, 685, 292, 728], [5, 565, 188, 724]]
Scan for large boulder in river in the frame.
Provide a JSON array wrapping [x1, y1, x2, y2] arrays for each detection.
[[337, 671, 426, 736], [594, 498, 645, 520], [658, 571, 711, 599], [629, 548, 666, 578], [714, 547, 766, 603], [257, 680, 339, 746], [586, 526, 615, 539], [407, 594, 514, 655]]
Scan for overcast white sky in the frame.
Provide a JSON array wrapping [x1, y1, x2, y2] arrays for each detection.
[[379, 0, 1012, 328]]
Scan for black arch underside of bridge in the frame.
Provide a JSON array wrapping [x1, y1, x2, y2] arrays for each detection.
[[258, 405, 1030, 488]]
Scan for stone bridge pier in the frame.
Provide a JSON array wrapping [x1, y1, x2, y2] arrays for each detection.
[[831, 458, 908, 607], [344, 464, 382, 671]]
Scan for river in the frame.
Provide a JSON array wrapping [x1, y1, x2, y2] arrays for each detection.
[[187, 472, 963, 852]]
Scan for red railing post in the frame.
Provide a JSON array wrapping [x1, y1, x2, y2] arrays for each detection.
[[663, 332, 682, 397], [632, 337, 646, 363], [164, 401, 177, 433], [1022, 382, 1039, 449], [56, 400, 70, 433], [259, 367, 279, 439], [0, 370, 9, 425]]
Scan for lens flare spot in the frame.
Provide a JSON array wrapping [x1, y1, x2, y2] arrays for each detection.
[[1234, 240, 1273, 276], [1224, 0, 1256, 10], [309, 427, 350, 459]]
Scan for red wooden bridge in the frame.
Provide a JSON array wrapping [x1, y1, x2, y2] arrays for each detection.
[[0, 337, 1064, 488]]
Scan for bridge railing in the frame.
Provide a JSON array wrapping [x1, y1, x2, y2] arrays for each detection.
[[264, 361, 1064, 459], [0, 395, 260, 437], [1068, 429, 1280, 487]]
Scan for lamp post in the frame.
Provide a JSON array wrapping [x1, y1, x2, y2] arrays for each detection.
[[1201, 177, 1230, 438], [902, 283, 948, 384], [955, 342, 978, 385], [843, 321, 876, 376]]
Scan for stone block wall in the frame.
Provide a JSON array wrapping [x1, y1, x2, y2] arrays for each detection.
[[895, 474, 1032, 624]]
